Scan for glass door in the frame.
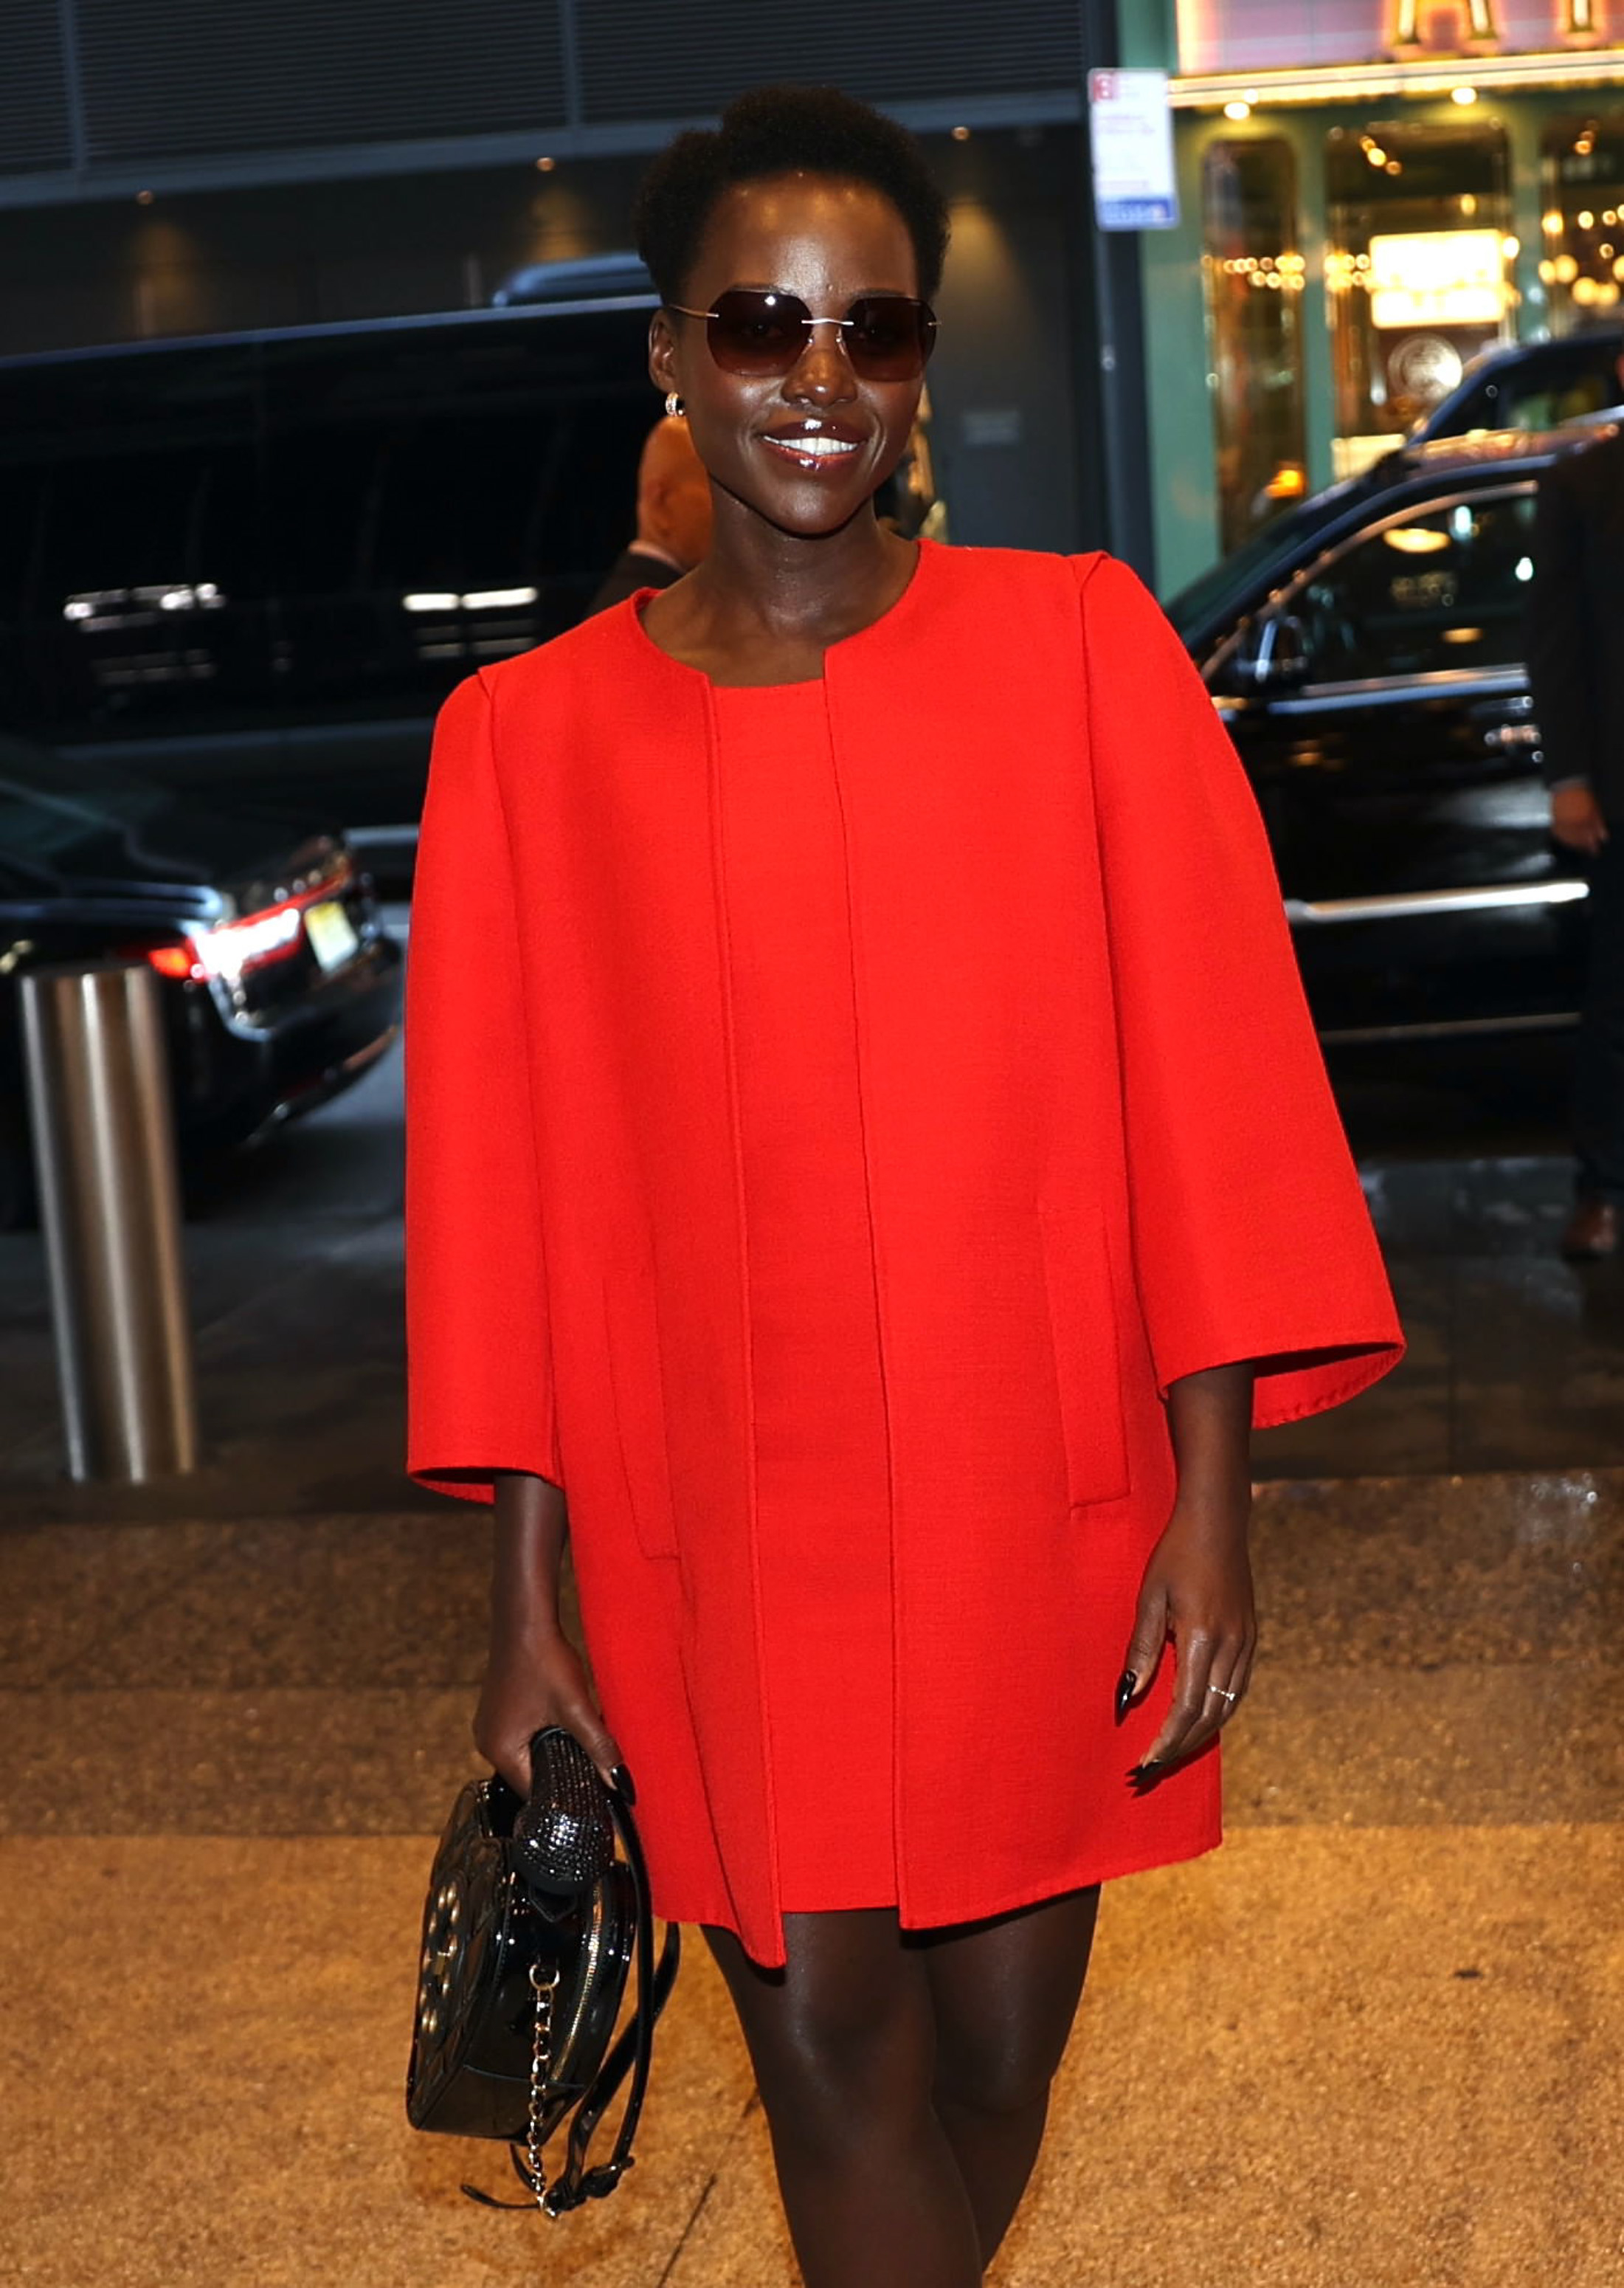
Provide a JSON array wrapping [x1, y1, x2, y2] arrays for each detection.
[[1539, 111, 1624, 340], [1325, 117, 1515, 480], [1201, 137, 1308, 553]]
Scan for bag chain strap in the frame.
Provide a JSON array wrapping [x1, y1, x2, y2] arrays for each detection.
[[525, 1960, 562, 2213]]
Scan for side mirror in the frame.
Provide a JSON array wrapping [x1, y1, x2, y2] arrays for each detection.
[[1238, 612, 1309, 689]]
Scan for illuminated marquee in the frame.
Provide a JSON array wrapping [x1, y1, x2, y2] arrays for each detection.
[[1176, 1, 1614, 72], [1391, 0, 1599, 42]]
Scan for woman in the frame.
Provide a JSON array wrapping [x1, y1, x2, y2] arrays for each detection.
[[407, 86, 1402, 2288]]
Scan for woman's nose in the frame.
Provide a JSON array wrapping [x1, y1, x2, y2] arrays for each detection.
[[786, 323, 858, 403]]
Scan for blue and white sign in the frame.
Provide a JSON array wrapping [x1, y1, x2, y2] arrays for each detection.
[[1089, 69, 1179, 233]]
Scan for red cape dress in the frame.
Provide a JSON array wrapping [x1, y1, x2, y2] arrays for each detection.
[[406, 541, 1403, 1966]]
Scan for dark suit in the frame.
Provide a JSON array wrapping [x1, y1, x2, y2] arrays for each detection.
[[1527, 430, 1624, 1201], [584, 545, 681, 618], [1527, 430, 1624, 814]]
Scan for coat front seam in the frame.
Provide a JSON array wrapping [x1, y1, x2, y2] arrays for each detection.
[[703, 680, 784, 1954], [820, 666, 905, 1928]]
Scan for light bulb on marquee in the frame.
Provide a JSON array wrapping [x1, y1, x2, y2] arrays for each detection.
[[1389, 0, 1602, 48]]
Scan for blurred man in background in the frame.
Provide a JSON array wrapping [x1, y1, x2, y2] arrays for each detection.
[[586, 410, 712, 614], [1527, 381, 1624, 1258]]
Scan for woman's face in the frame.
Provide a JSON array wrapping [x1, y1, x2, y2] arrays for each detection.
[[649, 171, 926, 540]]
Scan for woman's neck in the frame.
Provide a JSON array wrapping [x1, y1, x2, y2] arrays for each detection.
[[642, 506, 916, 686]]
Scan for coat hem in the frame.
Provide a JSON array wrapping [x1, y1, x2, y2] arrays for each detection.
[[653, 1819, 1226, 1965]]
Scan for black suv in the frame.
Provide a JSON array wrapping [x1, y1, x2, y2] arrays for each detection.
[[1167, 425, 1600, 1043]]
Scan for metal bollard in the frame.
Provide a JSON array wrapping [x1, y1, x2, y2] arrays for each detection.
[[19, 959, 199, 1482]]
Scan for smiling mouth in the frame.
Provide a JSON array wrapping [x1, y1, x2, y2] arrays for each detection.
[[759, 425, 865, 472]]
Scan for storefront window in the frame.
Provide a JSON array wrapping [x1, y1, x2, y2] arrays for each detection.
[[1540, 113, 1624, 338], [1325, 119, 1515, 480], [1201, 137, 1307, 553]]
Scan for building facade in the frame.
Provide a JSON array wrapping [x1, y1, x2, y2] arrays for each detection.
[[1147, 0, 1624, 592], [0, 0, 1139, 560]]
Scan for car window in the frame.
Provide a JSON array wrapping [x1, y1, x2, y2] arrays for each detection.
[[1290, 489, 1536, 683], [1499, 353, 1621, 432]]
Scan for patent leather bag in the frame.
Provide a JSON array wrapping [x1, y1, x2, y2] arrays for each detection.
[[405, 1725, 681, 2216]]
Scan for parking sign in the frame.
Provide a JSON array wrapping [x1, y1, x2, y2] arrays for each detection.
[[1089, 69, 1179, 232]]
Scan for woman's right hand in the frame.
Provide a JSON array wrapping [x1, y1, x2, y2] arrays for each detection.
[[473, 1624, 623, 1799]]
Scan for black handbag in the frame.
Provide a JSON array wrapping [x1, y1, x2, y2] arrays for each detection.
[[405, 1725, 681, 2216]]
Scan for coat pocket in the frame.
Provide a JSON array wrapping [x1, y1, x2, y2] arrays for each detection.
[[603, 1268, 680, 1560], [1037, 1205, 1133, 1509]]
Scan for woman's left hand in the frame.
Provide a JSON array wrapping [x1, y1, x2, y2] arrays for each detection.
[[1119, 1495, 1257, 1780]]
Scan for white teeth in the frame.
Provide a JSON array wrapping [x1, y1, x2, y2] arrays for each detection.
[[770, 433, 857, 456]]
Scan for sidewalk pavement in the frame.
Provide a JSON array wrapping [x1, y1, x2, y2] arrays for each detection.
[[3, 1038, 1623, 2284]]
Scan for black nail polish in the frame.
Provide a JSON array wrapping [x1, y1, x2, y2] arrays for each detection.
[[1114, 1670, 1137, 1723], [609, 1764, 637, 1806], [1128, 1760, 1164, 1785]]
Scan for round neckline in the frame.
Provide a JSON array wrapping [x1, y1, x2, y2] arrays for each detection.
[[626, 537, 933, 692], [711, 678, 825, 699]]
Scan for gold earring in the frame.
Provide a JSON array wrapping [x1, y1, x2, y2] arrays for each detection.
[[664, 391, 685, 418]]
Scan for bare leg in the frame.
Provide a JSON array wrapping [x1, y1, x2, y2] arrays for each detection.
[[703, 1909, 984, 2288], [916, 1886, 1101, 2266]]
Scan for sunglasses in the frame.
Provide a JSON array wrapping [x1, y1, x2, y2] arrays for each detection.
[[667, 289, 938, 382]]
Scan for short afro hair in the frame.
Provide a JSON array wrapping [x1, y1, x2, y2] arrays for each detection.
[[633, 85, 950, 309]]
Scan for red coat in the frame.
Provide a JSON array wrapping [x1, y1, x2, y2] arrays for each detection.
[[406, 542, 1401, 1965]]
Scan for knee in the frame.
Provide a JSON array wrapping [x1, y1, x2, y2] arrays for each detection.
[[932, 2029, 1065, 2123], [752, 1989, 936, 2143]]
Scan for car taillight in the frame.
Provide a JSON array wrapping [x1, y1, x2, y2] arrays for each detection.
[[196, 903, 305, 981], [121, 903, 304, 985], [115, 864, 353, 990], [117, 937, 207, 982], [145, 943, 201, 980]]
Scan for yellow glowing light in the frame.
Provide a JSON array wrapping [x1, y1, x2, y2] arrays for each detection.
[[1223, 100, 1251, 120], [1383, 526, 1451, 555], [1367, 230, 1507, 330], [1543, 210, 1565, 235], [1574, 275, 1600, 304], [1461, 194, 1477, 216], [1451, 86, 1478, 106], [1600, 281, 1623, 306], [1541, 260, 1558, 283], [951, 125, 972, 141], [1579, 210, 1597, 230], [1502, 236, 1520, 260], [1612, 257, 1624, 280], [1442, 627, 1483, 644], [1555, 253, 1580, 283], [1366, 144, 1388, 167]]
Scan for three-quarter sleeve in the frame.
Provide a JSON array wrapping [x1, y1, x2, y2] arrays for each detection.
[[405, 671, 562, 1500], [1077, 553, 1403, 1427]]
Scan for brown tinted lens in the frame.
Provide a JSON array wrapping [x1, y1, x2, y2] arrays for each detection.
[[845, 297, 936, 380], [706, 289, 810, 375]]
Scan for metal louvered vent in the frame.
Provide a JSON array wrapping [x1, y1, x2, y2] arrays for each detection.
[[576, 0, 1083, 122], [72, 0, 567, 162], [1, 2, 72, 173]]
